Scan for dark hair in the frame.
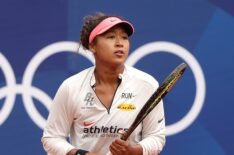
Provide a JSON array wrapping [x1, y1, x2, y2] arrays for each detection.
[[80, 12, 110, 50]]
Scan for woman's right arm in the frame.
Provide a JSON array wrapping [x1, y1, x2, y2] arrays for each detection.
[[41, 82, 76, 155]]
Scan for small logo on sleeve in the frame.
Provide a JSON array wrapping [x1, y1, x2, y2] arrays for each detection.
[[158, 117, 164, 123]]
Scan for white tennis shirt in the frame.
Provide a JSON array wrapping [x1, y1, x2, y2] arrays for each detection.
[[42, 65, 166, 155]]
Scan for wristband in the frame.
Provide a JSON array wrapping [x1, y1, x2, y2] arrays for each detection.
[[75, 149, 89, 155]]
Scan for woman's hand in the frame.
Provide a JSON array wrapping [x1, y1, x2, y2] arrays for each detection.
[[109, 130, 143, 155]]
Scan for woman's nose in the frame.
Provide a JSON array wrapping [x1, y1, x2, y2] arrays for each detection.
[[115, 36, 123, 46]]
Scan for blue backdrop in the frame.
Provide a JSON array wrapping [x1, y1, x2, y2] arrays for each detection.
[[0, 0, 234, 154]]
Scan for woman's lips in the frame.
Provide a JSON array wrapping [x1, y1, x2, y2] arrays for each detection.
[[114, 50, 124, 56]]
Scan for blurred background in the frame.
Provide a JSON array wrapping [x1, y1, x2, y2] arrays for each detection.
[[0, 0, 234, 154]]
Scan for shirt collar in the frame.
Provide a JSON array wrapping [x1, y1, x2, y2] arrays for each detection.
[[90, 65, 127, 88]]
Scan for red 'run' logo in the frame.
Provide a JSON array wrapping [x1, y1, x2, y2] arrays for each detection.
[[83, 122, 94, 127]]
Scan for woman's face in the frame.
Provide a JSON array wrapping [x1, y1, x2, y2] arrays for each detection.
[[89, 25, 130, 68]]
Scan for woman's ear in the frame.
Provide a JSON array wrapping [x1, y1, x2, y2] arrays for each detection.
[[89, 43, 96, 54]]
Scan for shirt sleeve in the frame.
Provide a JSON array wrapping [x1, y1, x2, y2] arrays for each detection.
[[139, 100, 166, 155], [138, 80, 166, 155], [41, 81, 75, 155]]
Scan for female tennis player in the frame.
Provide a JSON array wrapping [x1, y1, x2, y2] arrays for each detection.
[[42, 12, 166, 155]]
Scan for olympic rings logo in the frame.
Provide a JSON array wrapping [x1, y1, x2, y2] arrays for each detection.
[[0, 41, 206, 136]]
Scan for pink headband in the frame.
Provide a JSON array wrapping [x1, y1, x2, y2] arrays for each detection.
[[89, 17, 134, 44]]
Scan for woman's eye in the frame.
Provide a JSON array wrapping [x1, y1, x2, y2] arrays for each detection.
[[106, 35, 115, 39], [122, 36, 128, 40]]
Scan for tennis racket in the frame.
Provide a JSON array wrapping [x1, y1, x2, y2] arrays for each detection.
[[121, 62, 187, 140]]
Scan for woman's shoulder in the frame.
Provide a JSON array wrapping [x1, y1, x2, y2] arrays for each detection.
[[125, 65, 159, 88], [63, 66, 94, 85]]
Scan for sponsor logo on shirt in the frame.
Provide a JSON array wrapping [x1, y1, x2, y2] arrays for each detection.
[[82, 125, 128, 139], [121, 92, 136, 99], [82, 92, 95, 109], [117, 103, 136, 111], [83, 121, 95, 127]]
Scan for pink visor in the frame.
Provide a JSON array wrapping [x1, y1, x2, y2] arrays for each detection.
[[89, 17, 134, 44]]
